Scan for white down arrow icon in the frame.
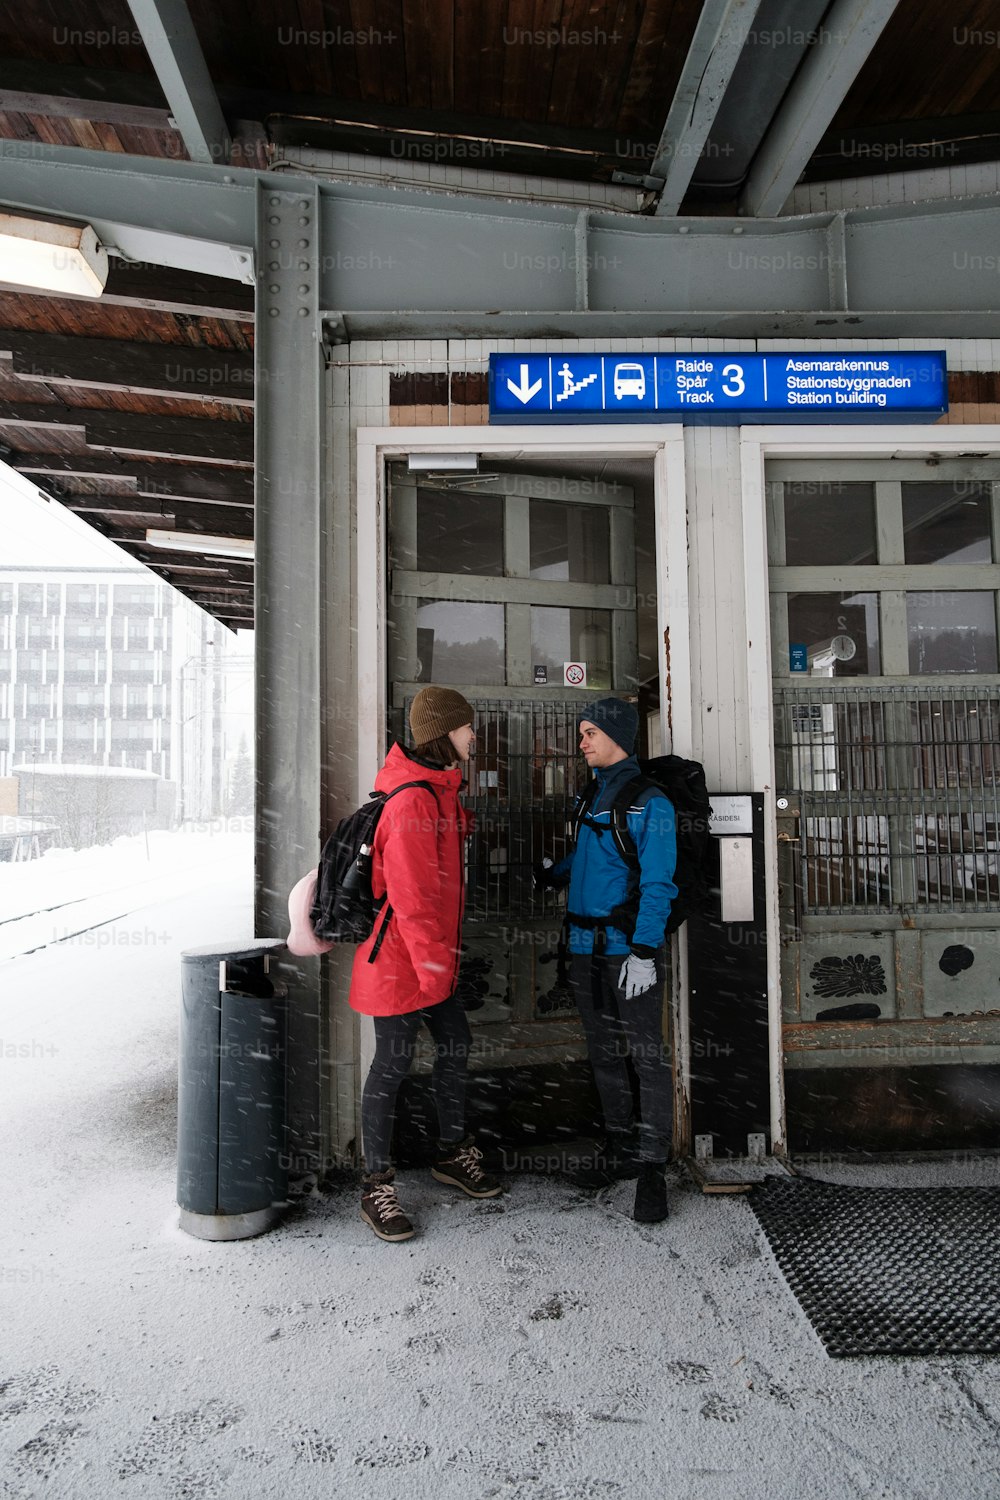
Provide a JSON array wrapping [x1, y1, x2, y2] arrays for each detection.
[[506, 364, 543, 403]]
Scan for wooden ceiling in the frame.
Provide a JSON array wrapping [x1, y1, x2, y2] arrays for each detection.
[[0, 0, 998, 628], [0, 263, 254, 630]]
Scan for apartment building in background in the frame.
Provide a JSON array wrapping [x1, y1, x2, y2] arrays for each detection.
[[0, 563, 241, 827]]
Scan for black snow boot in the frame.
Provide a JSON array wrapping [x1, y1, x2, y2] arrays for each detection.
[[570, 1130, 640, 1189], [360, 1168, 416, 1242], [632, 1162, 669, 1223]]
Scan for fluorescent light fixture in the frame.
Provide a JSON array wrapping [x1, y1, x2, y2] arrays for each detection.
[[145, 528, 254, 559], [0, 213, 108, 297], [407, 452, 479, 472]]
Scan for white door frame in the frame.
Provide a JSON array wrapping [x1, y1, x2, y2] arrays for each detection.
[[355, 423, 692, 1128], [740, 422, 1000, 1155], [357, 424, 691, 772]]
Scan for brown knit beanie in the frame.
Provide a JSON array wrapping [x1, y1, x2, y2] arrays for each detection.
[[409, 686, 475, 745]]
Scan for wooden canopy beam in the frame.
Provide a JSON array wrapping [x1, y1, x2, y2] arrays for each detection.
[[11, 453, 254, 502], [0, 401, 253, 465], [0, 330, 254, 406]]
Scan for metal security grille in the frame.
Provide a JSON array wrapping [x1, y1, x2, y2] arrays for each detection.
[[775, 684, 1000, 915], [398, 697, 584, 923]]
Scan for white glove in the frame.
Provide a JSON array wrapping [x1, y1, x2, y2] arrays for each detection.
[[618, 953, 658, 1000]]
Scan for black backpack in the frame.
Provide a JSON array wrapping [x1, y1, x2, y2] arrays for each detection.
[[310, 780, 436, 957], [570, 754, 712, 937]]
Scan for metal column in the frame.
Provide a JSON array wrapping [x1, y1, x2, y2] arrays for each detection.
[[254, 180, 326, 1166]]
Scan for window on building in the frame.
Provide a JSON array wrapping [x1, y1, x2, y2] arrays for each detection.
[[66, 585, 97, 613], [114, 585, 156, 615], [413, 601, 505, 686]]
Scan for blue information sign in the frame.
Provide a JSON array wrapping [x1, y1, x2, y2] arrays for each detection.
[[489, 351, 947, 424]]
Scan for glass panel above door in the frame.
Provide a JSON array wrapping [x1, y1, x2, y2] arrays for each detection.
[[529, 500, 610, 583], [415, 600, 505, 685], [783, 481, 876, 566], [901, 483, 993, 564], [786, 591, 880, 675], [907, 592, 999, 673], [416, 487, 504, 575], [530, 606, 612, 690]]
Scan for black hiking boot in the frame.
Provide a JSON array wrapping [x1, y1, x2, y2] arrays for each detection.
[[431, 1136, 503, 1198], [360, 1168, 416, 1242], [633, 1162, 669, 1223], [569, 1130, 640, 1188]]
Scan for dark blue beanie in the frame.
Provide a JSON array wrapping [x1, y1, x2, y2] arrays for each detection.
[[580, 697, 639, 754]]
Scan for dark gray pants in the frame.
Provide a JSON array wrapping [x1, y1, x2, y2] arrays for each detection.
[[361, 995, 473, 1173], [568, 952, 672, 1164]]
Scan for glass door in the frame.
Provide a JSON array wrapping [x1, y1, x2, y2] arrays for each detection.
[[767, 460, 1000, 1149], [386, 462, 639, 1074]]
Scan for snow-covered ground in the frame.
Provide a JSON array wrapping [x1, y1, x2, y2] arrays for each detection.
[[0, 824, 252, 964], [2, 831, 1000, 1500]]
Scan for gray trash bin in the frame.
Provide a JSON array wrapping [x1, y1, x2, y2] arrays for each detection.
[[177, 939, 288, 1241]]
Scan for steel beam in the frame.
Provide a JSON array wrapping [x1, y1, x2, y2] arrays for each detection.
[[741, 0, 902, 217], [253, 180, 326, 1164], [0, 143, 255, 271], [4, 141, 1000, 333], [650, 0, 766, 215], [124, 0, 230, 166]]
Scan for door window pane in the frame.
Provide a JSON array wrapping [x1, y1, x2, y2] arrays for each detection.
[[415, 488, 504, 575], [787, 592, 880, 675], [907, 592, 998, 673], [902, 483, 993, 564], [415, 601, 505, 685], [783, 482, 876, 565], [530, 607, 612, 690], [529, 500, 609, 583]]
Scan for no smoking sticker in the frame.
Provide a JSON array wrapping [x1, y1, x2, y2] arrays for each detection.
[[563, 662, 587, 687]]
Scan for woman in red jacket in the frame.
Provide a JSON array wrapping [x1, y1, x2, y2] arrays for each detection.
[[352, 685, 501, 1242]]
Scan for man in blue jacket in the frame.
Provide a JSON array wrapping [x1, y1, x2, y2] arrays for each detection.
[[548, 697, 677, 1223]]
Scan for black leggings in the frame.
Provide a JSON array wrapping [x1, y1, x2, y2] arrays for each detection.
[[361, 994, 473, 1173]]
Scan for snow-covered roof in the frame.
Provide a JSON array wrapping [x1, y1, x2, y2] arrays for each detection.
[[11, 763, 160, 780]]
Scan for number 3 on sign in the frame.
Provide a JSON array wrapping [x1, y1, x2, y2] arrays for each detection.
[[721, 363, 745, 397]]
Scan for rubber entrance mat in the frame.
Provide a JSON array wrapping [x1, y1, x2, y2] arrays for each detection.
[[750, 1175, 1000, 1357]]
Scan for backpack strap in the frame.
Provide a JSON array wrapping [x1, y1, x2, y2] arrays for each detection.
[[570, 777, 600, 847], [574, 772, 668, 873], [376, 778, 438, 807], [585, 773, 662, 870]]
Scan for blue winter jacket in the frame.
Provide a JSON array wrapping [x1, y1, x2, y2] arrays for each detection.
[[553, 755, 678, 957]]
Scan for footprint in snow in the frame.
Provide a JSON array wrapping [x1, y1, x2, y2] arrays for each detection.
[[11, 1421, 85, 1483], [700, 1392, 741, 1423], [354, 1438, 431, 1468], [115, 1399, 245, 1479], [286, 1426, 338, 1464], [664, 1359, 712, 1386]]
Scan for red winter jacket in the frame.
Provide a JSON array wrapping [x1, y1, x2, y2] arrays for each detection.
[[347, 742, 468, 1017]]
